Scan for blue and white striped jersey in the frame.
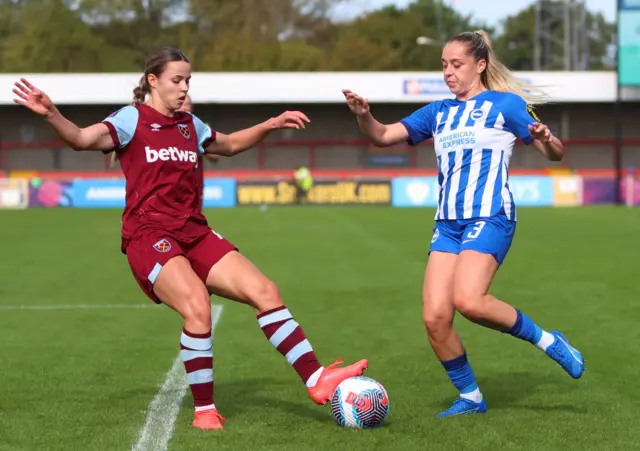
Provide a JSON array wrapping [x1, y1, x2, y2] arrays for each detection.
[[400, 90, 538, 221]]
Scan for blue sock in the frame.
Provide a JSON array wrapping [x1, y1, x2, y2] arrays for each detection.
[[504, 309, 543, 344], [441, 352, 479, 397]]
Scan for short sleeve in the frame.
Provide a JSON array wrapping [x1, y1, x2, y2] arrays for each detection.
[[190, 113, 217, 154], [102, 105, 138, 149], [502, 94, 539, 145], [399, 102, 439, 146]]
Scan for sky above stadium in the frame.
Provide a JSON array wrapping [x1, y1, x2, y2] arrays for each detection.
[[336, 0, 616, 26]]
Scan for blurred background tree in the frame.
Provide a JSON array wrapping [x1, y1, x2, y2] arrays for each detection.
[[0, 0, 616, 72]]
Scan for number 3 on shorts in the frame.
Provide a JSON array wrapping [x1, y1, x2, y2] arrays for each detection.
[[466, 220, 486, 239], [211, 229, 223, 239]]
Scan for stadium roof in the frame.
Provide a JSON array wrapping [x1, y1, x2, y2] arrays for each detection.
[[0, 71, 634, 105]]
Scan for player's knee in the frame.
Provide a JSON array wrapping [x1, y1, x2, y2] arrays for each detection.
[[453, 291, 486, 322], [181, 288, 211, 328], [422, 305, 454, 340], [247, 278, 283, 313]]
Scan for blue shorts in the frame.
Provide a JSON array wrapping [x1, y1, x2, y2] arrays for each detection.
[[429, 216, 516, 266]]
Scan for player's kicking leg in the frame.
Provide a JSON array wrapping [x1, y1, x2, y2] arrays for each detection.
[[504, 311, 585, 379], [203, 249, 368, 405], [453, 249, 585, 381], [454, 216, 584, 378]]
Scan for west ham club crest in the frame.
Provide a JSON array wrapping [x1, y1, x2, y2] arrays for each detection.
[[153, 238, 172, 253], [178, 123, 191, 139]]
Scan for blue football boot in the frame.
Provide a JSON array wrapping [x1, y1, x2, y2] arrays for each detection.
[[438, 397, 487, 418], [545, 331, 585, 379]]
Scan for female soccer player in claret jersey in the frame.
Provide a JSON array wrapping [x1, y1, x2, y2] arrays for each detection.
[[343, 31, 584, 417], [12, 47, 367, 431]]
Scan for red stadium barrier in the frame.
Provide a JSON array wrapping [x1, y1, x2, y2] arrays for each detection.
[[1, 138, 639, 179]]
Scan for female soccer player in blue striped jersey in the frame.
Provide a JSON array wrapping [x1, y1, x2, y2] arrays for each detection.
[[343, 30, 585, 417]]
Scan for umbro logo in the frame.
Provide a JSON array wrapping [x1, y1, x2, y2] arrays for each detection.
[[150, 123, 161, 131]]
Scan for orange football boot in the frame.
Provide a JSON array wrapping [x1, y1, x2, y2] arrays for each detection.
[[192, 408, 226, 430], [308, 359, 368, 405]]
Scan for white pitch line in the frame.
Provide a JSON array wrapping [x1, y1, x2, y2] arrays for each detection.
[[131, 304, 223, 451], [0, 304, 162, 311]]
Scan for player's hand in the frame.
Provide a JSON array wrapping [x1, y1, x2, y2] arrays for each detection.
[[529, 122, 553, 143], [270, 111, 310, 129], [342, 89, 370, 116], [13, 78, 56, 117]]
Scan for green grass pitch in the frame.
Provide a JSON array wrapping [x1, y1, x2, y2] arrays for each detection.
[[1, 206, 639, 451]]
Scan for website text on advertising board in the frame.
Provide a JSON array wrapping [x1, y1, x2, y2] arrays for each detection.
[[237, 181, 391, 205]]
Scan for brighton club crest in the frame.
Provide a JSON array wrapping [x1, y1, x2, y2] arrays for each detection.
[[177, 123, 191, 139], [153, 238, 172, 253]]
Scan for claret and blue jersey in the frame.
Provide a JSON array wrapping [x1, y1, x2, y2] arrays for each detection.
[[100, 104, 217, 248], [400, 90, 538, 222]]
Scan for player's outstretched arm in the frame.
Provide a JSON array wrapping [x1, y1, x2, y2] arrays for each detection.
[[529, 122, 564, 161], [204, 111, 310, 157], [342, 89, 409, 147], [13, 78, 114, 151]]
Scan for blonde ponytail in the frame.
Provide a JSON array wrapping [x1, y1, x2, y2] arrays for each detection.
[[452, 30, 550, 106], [476, 30, 549, 105]]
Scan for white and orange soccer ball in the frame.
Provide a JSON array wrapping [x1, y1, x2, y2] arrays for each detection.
[[330, 376, 389, 428]]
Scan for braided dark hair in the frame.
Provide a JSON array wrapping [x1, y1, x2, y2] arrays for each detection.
[[132, 77, 150, 106], [109, 47, 191, 166]]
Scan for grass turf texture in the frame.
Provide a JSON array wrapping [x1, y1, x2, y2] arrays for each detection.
[[0, 206, 639, 451]]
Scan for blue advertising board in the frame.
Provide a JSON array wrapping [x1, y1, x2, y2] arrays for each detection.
[[72, 178, 126, 208], [203, 178, 236, 207], [392, 177, 440, 207], [508, 176, 553, 206], [72, 178, 236, 208], [392, 176, 553, 208]]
